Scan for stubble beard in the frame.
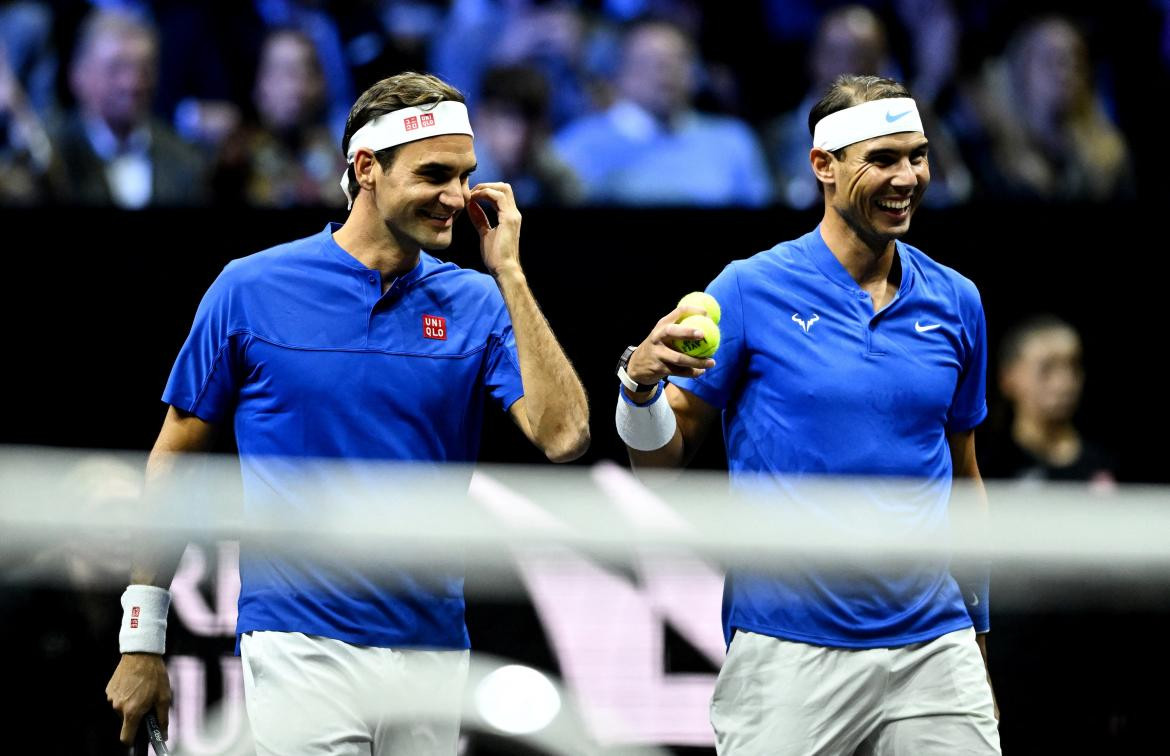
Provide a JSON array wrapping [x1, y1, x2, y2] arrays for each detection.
[[834, 202, 903, 256]]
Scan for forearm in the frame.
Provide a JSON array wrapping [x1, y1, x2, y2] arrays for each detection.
[[623, 384, 685, 468], [495, 266, 589, 461], [949, 430, 991, 631], [628, 425, 685, 469], [128, 447, 190, 587], [621, 383, 709, 471], [130, 407, 216, 587], [952, 479, 992, 632]]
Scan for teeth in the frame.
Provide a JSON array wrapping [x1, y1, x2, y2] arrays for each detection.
[[877, 199, 910, 211]]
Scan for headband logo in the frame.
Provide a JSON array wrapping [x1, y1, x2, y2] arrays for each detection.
[[404, 115, 419, 131], [421, 113, 435, 128]]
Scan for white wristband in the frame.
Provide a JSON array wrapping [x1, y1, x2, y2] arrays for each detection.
[[119, 585, 171, 654], [615, 384, 677, 451]]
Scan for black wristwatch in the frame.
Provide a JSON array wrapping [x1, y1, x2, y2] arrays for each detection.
[[616, 346, 658, 393]]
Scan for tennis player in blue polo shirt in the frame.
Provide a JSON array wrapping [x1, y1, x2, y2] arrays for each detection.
[[106, 72, 590, 755], [615, 74, 999, 754]]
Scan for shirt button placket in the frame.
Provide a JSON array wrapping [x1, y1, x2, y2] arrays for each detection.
[[365, 273, 379, 345]]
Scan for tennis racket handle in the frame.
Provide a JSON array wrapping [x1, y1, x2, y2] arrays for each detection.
[[144, 711, 171, 755]]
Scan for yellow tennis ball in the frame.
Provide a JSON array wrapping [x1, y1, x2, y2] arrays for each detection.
[[673, 315, 720, 358], [677, 292, 721, 325]]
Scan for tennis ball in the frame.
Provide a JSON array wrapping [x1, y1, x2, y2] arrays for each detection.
[[674, 315, 720, 358], [677, 292, 721, 324]]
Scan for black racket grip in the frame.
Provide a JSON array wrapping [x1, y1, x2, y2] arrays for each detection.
[[143, 711, 170, 755]]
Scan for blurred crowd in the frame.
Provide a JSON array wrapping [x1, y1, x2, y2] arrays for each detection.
[[0, 0, 1163, 209]]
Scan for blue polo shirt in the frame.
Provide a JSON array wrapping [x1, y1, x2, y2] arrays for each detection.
[[163, 223, 524, 649], [672, 226, 987, 648]]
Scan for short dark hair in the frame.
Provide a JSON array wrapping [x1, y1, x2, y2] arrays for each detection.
[[341, 72, 466, 198], [807, 74, 912, 158], [998, 314, 1079, 370]]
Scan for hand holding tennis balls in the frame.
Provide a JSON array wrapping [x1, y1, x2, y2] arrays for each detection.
[[622, 291, 721, 394], [672, 292, 721, 358]]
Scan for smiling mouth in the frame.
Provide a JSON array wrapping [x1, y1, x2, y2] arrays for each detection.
[[876, 198, 911, 212], [422, 210, 454, 224]]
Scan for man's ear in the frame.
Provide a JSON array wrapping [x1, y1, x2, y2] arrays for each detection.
[[352, 148, 378, 193], [810, 147, 836, 187]]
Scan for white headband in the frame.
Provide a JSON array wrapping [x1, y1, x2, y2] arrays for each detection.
[[812, 97, 924, 152], [340, 100, 474, 208]]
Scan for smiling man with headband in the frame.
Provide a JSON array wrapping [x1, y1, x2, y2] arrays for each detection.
[[339, 99, 474, 208], [615, 73, 1000, 754], [105, 72, 590, 755]]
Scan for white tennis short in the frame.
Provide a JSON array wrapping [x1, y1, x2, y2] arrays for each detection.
[[240, 631, 469, 756], [710, 627, 1000, 755]]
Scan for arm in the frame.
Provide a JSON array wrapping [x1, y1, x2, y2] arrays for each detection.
[[627, 383, 719, 470], [619, 307, 722, 470], [469, 182, 590, 463], [105, 406, 217, 744], [948, 428, 999, 719]]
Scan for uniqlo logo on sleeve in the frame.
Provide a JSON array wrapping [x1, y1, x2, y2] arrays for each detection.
[[423, 315, 447, 340], [130, 618, 139, 628], [131, 606, 141, 618], [404, 115, 419, 131], [420, 113, 435, 128]]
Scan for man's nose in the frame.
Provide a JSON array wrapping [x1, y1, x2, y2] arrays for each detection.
[[439, 179, 467, 210]]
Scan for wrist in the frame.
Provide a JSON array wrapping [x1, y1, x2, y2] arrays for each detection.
[[616, 346, 658, 393], [489, 262, 525, 283], [119, 584, 171, 655], [621, 383, 662, 405], [615, 383, 675, 450]]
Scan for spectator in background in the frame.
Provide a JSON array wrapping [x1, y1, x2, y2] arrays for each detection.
[[0, 1, 57, 116], [553, 18, 771, 206], [252, 0, 355, 139], [344, 1, 446, 94], [52, 8, 208, 208], [215, 27, 346, 207], [471, 64, 582, 206], [428, 0, 514, 113], [431, 0, 597, 131], [764, 5, 971, 209], [491, 0, 595, 129], [2, 1, 61, 204], [764, 5, 892, 209], [965, 15, 1133, 202], [1, 38, 59, 204], [980, 315, 1116, 486], [756, 0, 962, 109]]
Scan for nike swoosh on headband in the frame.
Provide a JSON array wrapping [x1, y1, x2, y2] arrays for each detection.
[[885, 109, 914, 122]]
